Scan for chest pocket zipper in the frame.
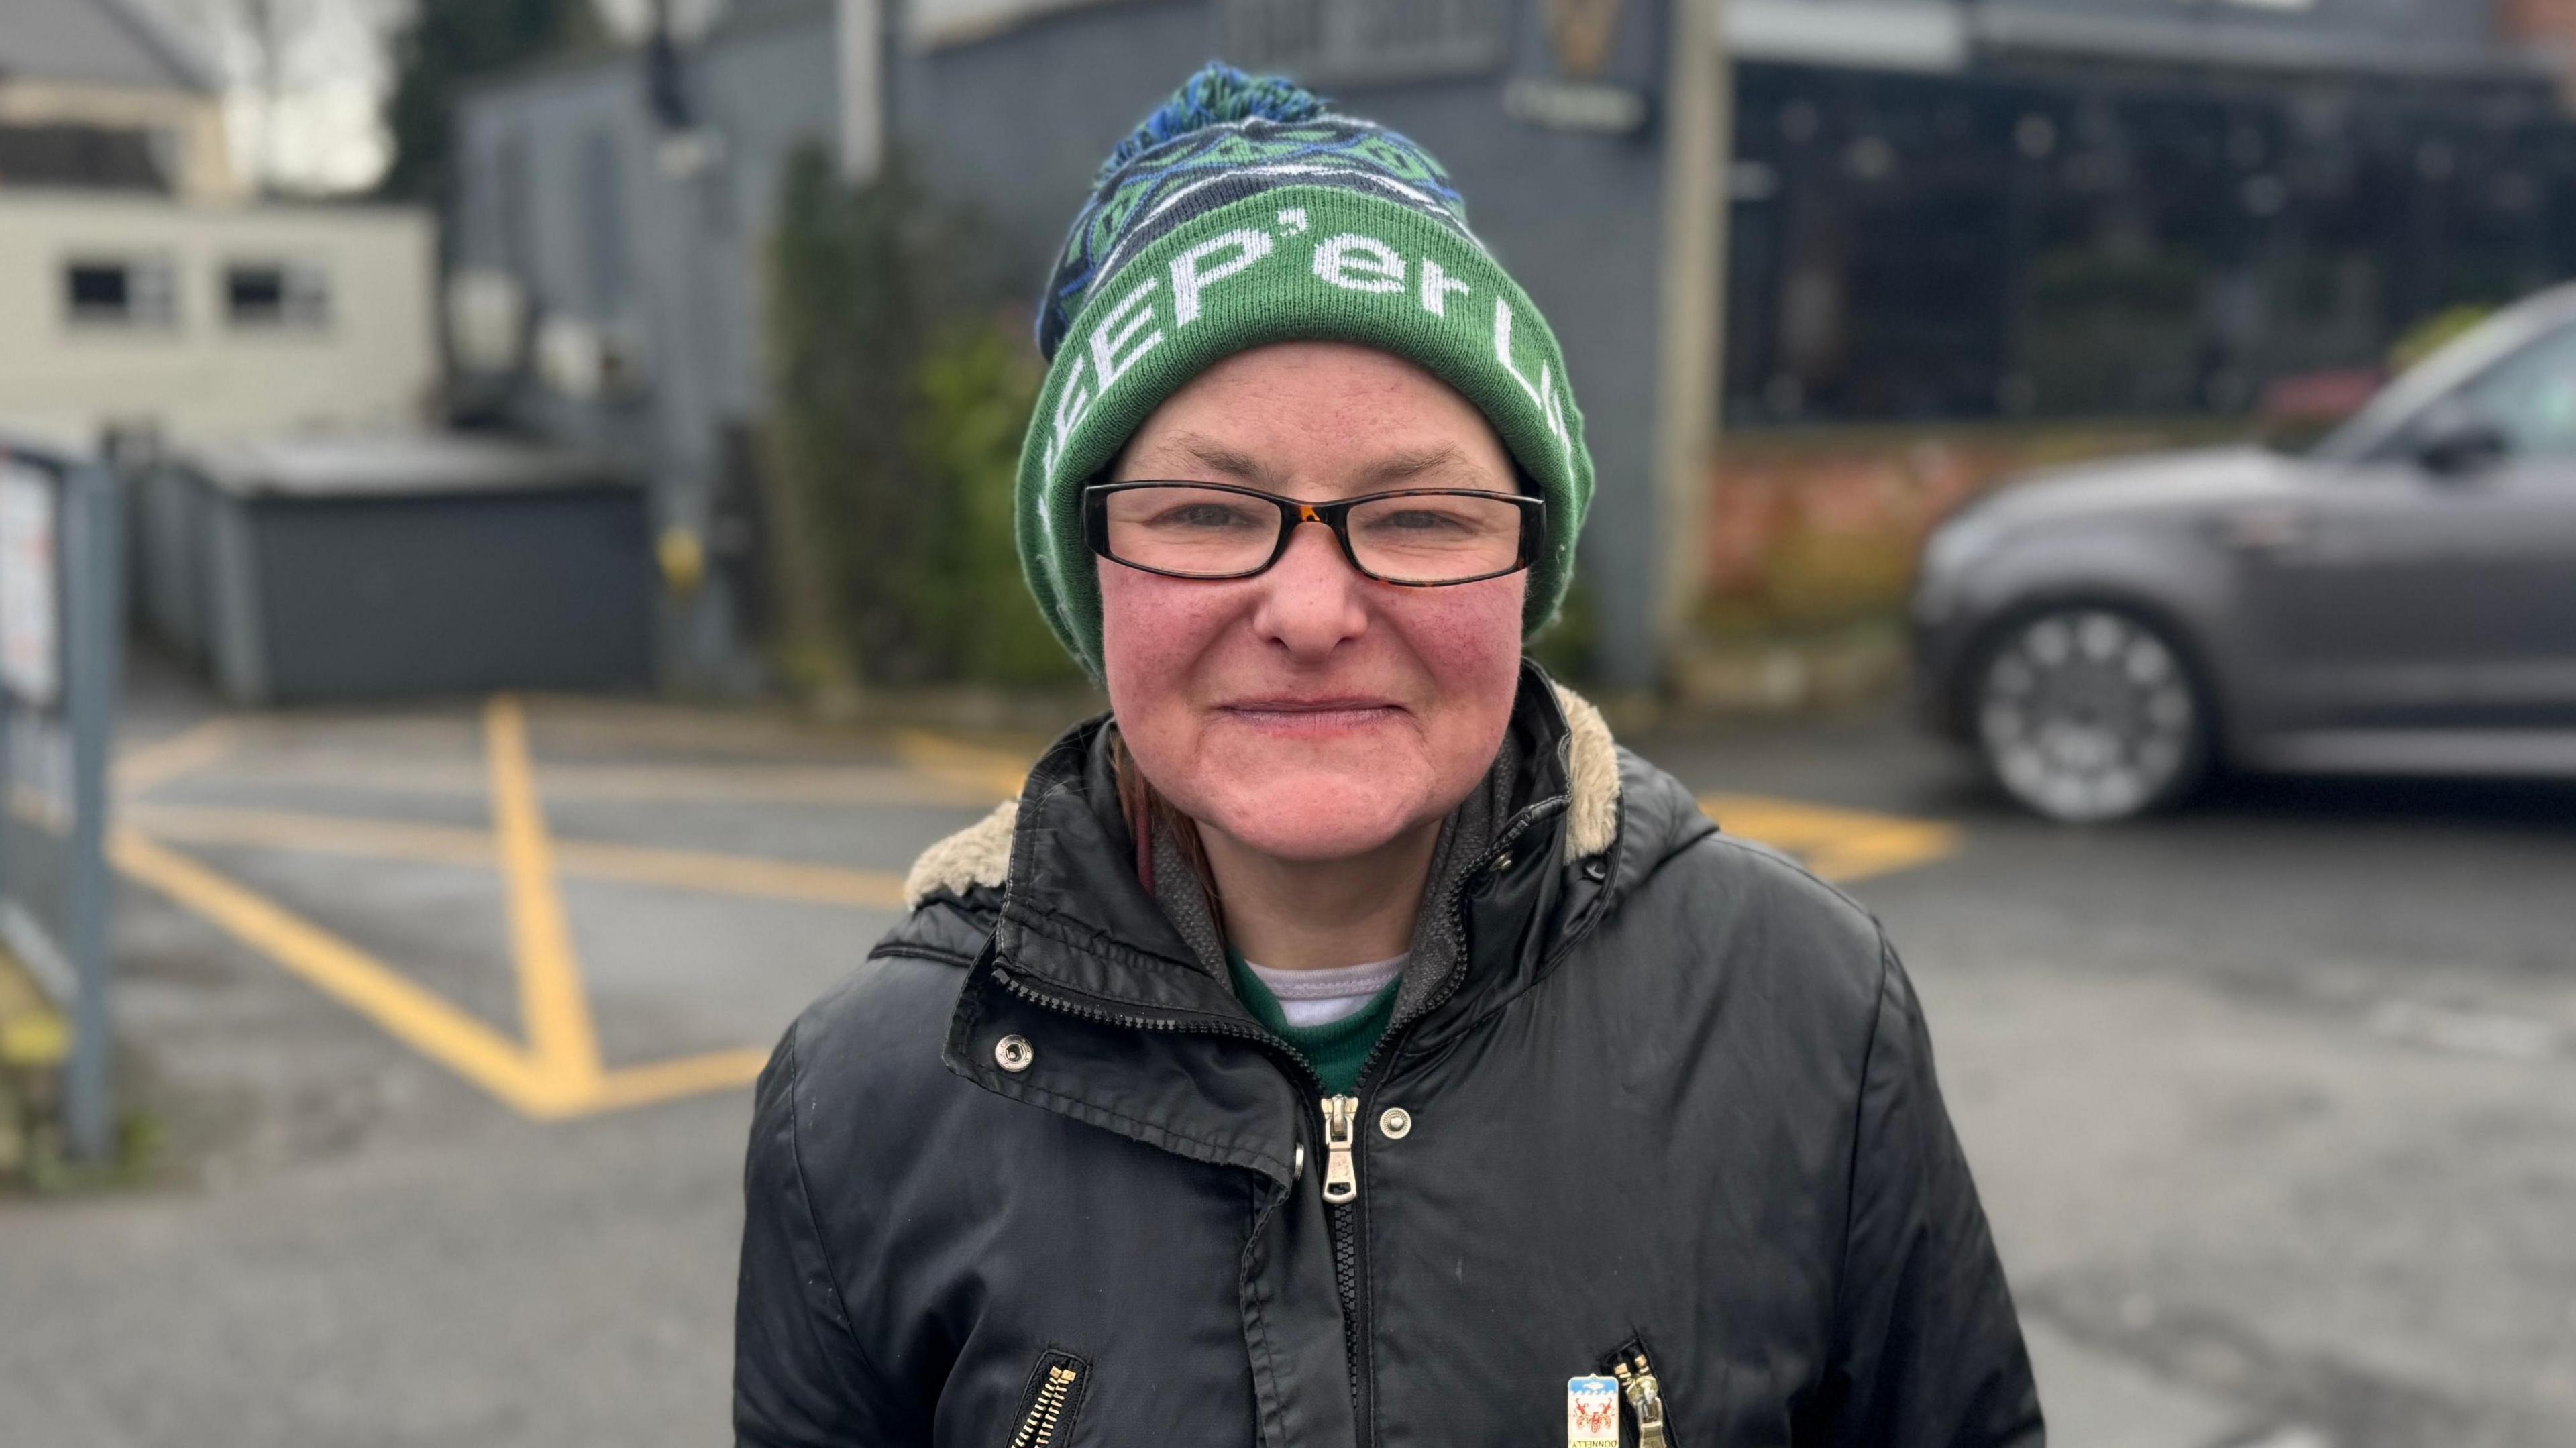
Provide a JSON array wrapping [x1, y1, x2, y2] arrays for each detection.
[[1602, 1339, 1672, 1448], [1004, 1349, 1091, 1448]]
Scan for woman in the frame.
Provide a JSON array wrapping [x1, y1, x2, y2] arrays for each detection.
[[737, 67, 2041, 1448]]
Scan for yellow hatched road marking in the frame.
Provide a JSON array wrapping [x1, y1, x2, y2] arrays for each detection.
[[893, 729, 1030, 802], [113, 718, 241, 794], [113, 825, 771, 1119], [127, 804, 910, 910], [110, 828, 585, 1116], [143, 756, 991, 807], [485, 697, 602, 1094], [1698, 793, 1960, 883], [580, 1047, 775, 1113], [111, 700, 784, 1121]]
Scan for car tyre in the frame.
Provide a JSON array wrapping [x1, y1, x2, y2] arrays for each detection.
[[1972, 605, 2211, 823]]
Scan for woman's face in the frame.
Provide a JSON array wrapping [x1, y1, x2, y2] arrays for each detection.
[[1099, 341, 1527, 865]]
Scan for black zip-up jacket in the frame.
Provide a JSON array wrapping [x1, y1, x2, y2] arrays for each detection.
[[736, 669, 2043, 1447]]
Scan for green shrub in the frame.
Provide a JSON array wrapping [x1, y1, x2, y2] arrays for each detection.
[[760, 143, 1075, 690]]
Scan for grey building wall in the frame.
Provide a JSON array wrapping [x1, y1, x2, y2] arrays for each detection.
[[450, 5, 838, 687]]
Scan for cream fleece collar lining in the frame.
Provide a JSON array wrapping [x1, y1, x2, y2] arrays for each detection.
[[900, 680, 1619, 909]]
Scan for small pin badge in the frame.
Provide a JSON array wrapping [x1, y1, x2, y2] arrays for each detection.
[[1568, 1374, 1620, 1448]]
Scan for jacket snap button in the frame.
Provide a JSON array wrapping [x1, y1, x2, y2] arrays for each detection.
[[1378, 1107, 1412, 1140], [1293, 1144, 1307, 1176], [993, 1034, 1034, 1072]]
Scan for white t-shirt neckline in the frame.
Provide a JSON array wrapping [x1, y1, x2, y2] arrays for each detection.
[[1242, 952, 1408, 1028]]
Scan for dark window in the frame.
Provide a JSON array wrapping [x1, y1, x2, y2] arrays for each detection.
[[64, 257, 176, 327], [225, 261, 329, 327], [2459, 324, 2576, 459]]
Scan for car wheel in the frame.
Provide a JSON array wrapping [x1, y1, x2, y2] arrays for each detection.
[[1973, 606, 2209, 823]]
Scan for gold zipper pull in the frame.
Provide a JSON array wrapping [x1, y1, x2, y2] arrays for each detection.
[[1007, 1360, 1082, 1448], [1320, 1095, 1360, 1204], [1611, 1350, 1668, 1448]]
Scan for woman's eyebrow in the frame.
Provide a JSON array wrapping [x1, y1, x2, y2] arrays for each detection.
[[1358, 445, 1477, 486], [1161, 433, 1281, 486], [1149, 435, 1483, 488]]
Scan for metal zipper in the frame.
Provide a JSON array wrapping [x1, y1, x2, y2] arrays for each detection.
[[1320, 1094, 1360, 1204], [1608, 1342, 1670, 1448], [989, 966, 1320, 1081], [1005, 1359, 1083, 1448]]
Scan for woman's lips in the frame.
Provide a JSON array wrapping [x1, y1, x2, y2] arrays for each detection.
[[1214, 698, 1406, 734]]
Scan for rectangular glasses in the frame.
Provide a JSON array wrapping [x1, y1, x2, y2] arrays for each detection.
[[1083, 481, 1543, 586]]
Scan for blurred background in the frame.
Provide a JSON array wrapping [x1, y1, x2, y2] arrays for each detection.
[[1, 1, 2573, 1445]]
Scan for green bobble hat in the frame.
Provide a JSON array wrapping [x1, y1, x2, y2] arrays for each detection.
[[1016, 64, 1595, 675]]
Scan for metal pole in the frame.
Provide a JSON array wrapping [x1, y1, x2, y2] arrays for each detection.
[[1653, 0, 1735, 669], [62, 465, 121, 1162]]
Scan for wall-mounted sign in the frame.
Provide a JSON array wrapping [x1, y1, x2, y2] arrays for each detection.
[[1546, 0, 1623, 79], [1508, 0, 1648, 135], [1503, 77, 1649, 133], [0, 461, 61, 708]]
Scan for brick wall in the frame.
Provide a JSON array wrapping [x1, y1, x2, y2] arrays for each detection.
[[2502, 0, 2576, 42]]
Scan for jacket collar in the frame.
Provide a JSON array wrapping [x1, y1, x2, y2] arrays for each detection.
[[902, 665, 1621, 1036]]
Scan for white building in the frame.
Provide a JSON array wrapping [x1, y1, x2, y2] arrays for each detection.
[[0, 191, 436, 449], [0, 0, 436, 451]]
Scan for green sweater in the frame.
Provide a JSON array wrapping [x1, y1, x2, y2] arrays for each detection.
[[1225, 951, 1399, 1097]]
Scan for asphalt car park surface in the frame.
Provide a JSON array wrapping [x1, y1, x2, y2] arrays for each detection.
[[2, 668, 2571, 1448]]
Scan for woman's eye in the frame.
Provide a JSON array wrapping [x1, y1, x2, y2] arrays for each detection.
[[1150, 504, 1261, 531], [1371, 508, 1472, 534]]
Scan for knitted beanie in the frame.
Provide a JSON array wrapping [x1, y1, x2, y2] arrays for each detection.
[[1016, 63, 1594, 675]]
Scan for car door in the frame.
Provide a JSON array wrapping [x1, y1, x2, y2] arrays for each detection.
[[2234, 322, 2576, 730]]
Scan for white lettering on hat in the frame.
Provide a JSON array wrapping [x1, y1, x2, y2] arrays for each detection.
[[1493, 295, 1573, 468], [1170, 229, 1275, 328], [1418, 256, 1469, 318], [1313, 233, 1405, 294], [1044, 354, 1091, 481], [1089, 277, 1164, 394]]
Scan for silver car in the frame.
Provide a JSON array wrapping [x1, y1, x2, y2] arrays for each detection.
[[1912, 284, 2576, 822]]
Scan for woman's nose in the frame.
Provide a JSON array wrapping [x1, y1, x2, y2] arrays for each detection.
[[1250, 520, 1369, 656]]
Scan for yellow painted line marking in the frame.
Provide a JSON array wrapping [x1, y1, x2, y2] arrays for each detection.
[[107, 698, 916, 1121], [109, 828, 584, 1117], [117, 825, 769, 1120], [1698, 793, 1961, 883], [128, 804, 910, 910], [113, 718, 241, 795], [486, 696, 602, 1094], [170, 757, 990, 807], [549, 836, 906, 911], [0, 945, 70, 1068], [586, 1048, 771, 1113], [894, 729, 1030, 802]]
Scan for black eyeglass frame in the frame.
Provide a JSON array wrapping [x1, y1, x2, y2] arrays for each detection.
[[1081, 480, 1546, 586]]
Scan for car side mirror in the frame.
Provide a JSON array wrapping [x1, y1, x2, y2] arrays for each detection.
[[2410, 402, 2510, 478]]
